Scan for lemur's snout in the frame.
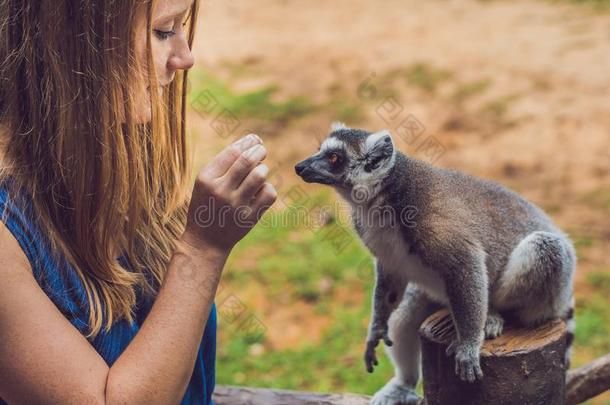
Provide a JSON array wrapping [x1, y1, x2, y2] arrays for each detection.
[[295, 160, 308, 176], [295, 157, 330, 184]]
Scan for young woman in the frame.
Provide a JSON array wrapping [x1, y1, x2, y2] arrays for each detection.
[[0, 0, 276, 403]]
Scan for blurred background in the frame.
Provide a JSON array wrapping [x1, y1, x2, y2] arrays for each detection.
[[186, 0, 610, 403]]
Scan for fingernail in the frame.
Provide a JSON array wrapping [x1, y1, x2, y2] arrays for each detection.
[[243, 144, 265, 158], [242, 134, 258, 144], [235, 134, 254, 144]]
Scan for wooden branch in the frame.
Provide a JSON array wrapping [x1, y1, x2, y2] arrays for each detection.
[[212, 385, 371, 405], [566, 353, 610, 405], [419, 309, 567, 405]]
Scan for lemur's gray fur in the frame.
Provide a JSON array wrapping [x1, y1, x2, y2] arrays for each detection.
[[295, 123, 576, 405]]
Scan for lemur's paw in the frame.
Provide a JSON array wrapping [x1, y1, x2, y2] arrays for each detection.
[[484, 312, 504, 339], [370, 379, 421, 405], [446, 343, 483, 382], [364, 339, 380, 373], [364, 325, 393, 373]]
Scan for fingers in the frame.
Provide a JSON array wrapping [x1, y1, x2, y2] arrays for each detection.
[[205, 134, 262, 178], [248, 183, 277, 221], [222, 144, 268, 189], [235, 163, 269, 205]]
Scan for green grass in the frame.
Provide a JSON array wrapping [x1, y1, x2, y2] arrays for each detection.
[[327, 99, 366, 124], [573, 270, 610, 364], [217, 305, 395, 394], [582, 187, 610, 213], [479, 94, 519, 121], [405, 63, 452, 94], [188, 69, 370, 129], [564, 0, 610, 9], [586, 271, 610, 292], [450, 79, 492, 104], [225, 190, 369, 304], [572, 234, 596, 260]]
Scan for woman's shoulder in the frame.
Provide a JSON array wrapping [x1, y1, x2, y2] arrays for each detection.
[[0, 220, 33, 278], [0, 177, 92, 333], [0, 175, 43, 266], [0, 176, 58, 292]]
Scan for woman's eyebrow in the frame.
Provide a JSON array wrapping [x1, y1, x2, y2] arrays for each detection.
[[153, 3, 192, 24]]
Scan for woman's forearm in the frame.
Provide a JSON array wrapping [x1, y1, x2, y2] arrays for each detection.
[[101, 134, 275, 403], [105, 239, 228, 404]]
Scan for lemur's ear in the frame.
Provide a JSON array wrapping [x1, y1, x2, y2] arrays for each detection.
[[331, 121, 349, 131], [363, 130, 394, 172], [365, 130, 394, 158]]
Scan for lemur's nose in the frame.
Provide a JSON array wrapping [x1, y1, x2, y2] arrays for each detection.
[[295, 160, 308, 176]]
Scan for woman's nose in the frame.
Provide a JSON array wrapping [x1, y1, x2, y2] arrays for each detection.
[[168, 42, 195, 71]]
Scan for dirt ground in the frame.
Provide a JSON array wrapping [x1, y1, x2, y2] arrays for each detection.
[[190, 0, 610, 399]]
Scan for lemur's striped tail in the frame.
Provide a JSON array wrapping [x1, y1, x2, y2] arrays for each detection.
[[564, 295, 575, 369]]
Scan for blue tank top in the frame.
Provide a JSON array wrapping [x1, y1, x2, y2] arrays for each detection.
[[0, 176, 217, 404]]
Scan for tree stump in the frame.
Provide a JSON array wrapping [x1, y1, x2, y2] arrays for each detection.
[[419, 309, 567, 405]]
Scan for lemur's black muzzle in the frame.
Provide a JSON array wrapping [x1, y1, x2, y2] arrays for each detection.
[[295, 159, 309, 176], [295, 156, 335, 184]]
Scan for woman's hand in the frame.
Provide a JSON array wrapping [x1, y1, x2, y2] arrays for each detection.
[[182, 134, 277, 255]]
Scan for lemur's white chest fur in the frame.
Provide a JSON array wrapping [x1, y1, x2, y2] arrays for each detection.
[[353, 204, 448, 304]]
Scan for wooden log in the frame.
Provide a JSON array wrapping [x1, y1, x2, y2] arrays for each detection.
[[212, 385, 371, 405], [419, 309, 567, 405], [566, 353, 610, 405]]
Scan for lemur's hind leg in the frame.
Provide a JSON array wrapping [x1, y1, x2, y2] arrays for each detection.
[[493, 231, 576, 365], [371, 284, 441, 405]]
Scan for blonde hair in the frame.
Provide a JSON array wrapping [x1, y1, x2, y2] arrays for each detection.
[[0, 0, 200, 337]]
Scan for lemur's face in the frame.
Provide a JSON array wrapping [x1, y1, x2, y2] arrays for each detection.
[[295, 124, 396, 193]]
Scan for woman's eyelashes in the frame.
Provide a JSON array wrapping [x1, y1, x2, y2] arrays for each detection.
[[153, 14, 190, 41], [154, 29, 176, 40]]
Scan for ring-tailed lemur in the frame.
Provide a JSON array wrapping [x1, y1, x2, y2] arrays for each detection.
[[295, 123, 576, 405]]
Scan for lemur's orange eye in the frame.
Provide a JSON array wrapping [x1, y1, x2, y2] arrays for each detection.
[[328, 152, 339, 164]]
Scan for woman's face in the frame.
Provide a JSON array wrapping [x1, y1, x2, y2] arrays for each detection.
[[134, 0, 195, 123]]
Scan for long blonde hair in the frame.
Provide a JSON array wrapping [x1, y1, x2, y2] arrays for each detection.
[[0, 0, 200, 337]]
